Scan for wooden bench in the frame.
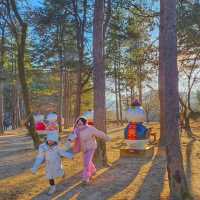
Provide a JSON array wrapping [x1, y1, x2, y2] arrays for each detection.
[[120, 145, 154, 158]]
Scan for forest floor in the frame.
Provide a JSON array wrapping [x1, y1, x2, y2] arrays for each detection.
[[0, 122, 200, 200]]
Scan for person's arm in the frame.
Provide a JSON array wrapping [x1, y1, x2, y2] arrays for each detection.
[[91, 127, 111, 141], [67, 132, 77, 142], [31, 145, 45, 173], [58, 147, 74, 159], [65, 132, 77, 150]]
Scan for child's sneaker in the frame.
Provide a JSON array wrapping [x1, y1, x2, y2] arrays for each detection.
[[82, 178, 90, 185], [48, 185, 56, 195]]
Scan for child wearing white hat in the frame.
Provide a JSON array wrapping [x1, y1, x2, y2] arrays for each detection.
[[31, 132, 73, 195]]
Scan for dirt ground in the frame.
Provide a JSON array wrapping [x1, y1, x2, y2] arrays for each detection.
[[0, 122, 200, 200]]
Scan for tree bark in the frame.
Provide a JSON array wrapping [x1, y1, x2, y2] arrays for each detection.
[[159, 0, 190, 199], [93, 0, 107, 167], [179, 96, 193, 138], [0, 26, 5, 134], [0, 81, 4, 134], [17, 25, 40, 148], [118, 72, 123, 124], [75, 67, 82, 118], [117, 49, 123, 125], [12, 82, 17, 129], [184, 115, 193, 138], [131, 86, 135, 101], [58, 67, 63, 133], [138, 65, 143, 104], [63, 68, 70, 129], [9, 0, 40, 149], [72, 0, 87, 118], [114, 62, 119, 124], [63, 67, 68, 129], [57, 24, 64, 133], [16, 93, 21, 127]]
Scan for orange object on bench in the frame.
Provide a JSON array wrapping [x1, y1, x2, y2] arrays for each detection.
[[128, 122, 137, 140]]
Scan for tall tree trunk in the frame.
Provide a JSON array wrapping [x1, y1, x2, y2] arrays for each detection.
[[63, 69, 70, 129], [0, 26, 5, 134], [138, 65, 143, 104], [184, 115, 193, 138], [114, 62, 119, 124], [9, 0, 40, 148], [16, 93, 21, 127], [159, 0, 190, 199], [56, 23, 64, 133], [118, 74, 123, 124], [63, 67, 68, 129], [75, 67, 82, 118], [125, 83, 129, 109], [117, 50, 123, 124], [69, 74, 73, 126], [17, 25, 40, 149], [12, 82, 17, 129], [93, 0, 107, 166], [0, 81, 4, 134], [66, 71, 70, 126], [73, 0, 87, 119], [58, 67, 63, 133], [131, 86, 135, 101], [146, 111, 149, 122], [179, 95, 193, 138], [19, 96, 25, 126]]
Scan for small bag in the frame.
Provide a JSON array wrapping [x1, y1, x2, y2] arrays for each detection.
[[73, 137, 81, 153], [72, 128, 81, 153], [72, 126, 88, 153]]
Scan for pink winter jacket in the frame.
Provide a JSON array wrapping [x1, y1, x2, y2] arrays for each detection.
[[78, 126, 111, 152]]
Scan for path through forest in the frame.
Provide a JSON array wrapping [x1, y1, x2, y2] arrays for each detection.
[[0, 123, 200, 200]]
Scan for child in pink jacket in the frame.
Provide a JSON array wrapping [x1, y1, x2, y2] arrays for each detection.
[[67, 116, 111, 184]]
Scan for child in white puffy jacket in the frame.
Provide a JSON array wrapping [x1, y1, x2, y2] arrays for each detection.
[[31, 133, 73, 195]]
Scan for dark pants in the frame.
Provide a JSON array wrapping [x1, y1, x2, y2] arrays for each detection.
[[49, 179, 55, 186]]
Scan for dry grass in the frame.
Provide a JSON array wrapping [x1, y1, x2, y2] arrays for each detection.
[[0, 122, 200, 200]]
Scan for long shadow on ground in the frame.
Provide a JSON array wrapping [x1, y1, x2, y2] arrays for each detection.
[[133, 151, 167, 200], [185, 138, 196, 199], [33, 156, 151, 200], [0, 155, 34, 180]]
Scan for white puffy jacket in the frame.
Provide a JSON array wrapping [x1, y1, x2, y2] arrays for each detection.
[[32, 143, 73, 179]]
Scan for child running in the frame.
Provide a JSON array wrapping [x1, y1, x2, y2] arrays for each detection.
[[67, 116, 111, 184], [31, 132, 73, 195]]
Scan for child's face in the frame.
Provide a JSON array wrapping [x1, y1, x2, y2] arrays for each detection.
[[47, 140, 55, 145], [77, 119, 84, 127]]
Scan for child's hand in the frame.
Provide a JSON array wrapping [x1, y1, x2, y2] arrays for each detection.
[[106, 135, 112, 142], [66, 151, 74, 160], [65, 141, 72, 150], [31, 168, 37, 174]]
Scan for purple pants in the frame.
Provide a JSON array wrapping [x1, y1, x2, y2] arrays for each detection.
[[82, 149, 96, 181]]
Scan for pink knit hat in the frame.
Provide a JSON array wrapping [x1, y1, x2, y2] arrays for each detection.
[[131, 99, 141, 107]]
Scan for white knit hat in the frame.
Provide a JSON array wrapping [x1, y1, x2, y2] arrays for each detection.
[[47, 133, 59, 143]]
